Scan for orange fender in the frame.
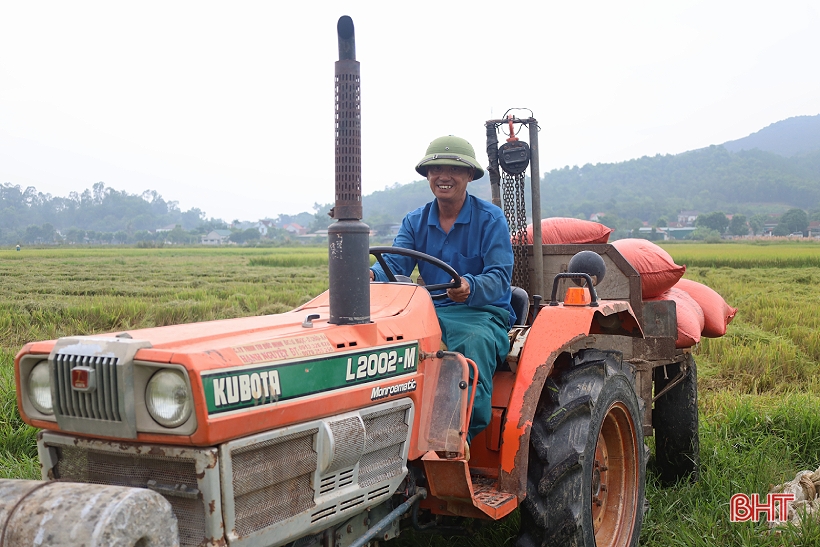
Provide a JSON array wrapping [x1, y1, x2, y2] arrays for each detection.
[[498, 300, 641, 498]]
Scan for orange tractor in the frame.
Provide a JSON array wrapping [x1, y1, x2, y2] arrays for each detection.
[[3, 16, 698, 547]]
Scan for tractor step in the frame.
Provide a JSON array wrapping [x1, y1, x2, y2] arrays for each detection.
[[420, 452, 518, 520], [471, 476, 517, 510]]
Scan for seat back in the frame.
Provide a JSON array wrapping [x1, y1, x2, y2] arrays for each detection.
[[510, 286, 529, 326]]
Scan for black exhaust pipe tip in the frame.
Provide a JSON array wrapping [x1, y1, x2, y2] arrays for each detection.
[[337, 16, 355, 60]]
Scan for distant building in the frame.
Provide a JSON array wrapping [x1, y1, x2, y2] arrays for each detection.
[[283, 223, 307, 236], [666, 227, 697, 240], [371, 224, 402, 237], [637, 226, 696, 240], [638, 226, 668, 240], [677, 211, 699, 226], [762, 223, 778, 236], [154, 224, 177, 233], [257, 219, 275, 236], [201, 229, 232, 245]]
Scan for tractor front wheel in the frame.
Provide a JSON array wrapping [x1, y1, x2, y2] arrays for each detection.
[[518, 349, 646, 547]]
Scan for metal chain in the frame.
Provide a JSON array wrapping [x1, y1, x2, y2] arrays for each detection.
[[502, 170, 530, 289]]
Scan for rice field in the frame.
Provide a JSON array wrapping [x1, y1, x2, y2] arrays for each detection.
[[2, 242, 820, 546], [666, 240, 820, 269]]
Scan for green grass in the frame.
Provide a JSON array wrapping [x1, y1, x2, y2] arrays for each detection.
[[642, 392, 820, 546], [669, 262, 820, 394], [3, 244, 820, 545], [0, 247, 329, 349], [249, 248, 328, 268], [662, 241, 820, 269], [0, 350, 39, 479]]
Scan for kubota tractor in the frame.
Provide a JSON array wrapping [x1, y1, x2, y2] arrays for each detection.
[[1, 16, 699, 547]]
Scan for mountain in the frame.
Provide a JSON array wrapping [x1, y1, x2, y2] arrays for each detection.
[[538, 146, 820, 220], [360, 116, 820, 229], [722, 115, 820, 157]]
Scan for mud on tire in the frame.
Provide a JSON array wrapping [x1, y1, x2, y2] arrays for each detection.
[[517, 349, 646, 547]]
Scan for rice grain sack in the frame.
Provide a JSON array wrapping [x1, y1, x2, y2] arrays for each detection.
[[612, 238, 685, 298], [524, 218, 613, 245], [648, 287, 704, 348], [675, 278, 738, 337]]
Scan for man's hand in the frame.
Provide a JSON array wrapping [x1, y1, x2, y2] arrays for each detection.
[[369, 270, 375, 282], [446, 277, 470, 302]]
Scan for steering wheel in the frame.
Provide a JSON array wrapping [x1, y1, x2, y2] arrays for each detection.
[[369, 246, 461, 300]]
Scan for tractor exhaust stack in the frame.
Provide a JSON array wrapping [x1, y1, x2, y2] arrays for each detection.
[[328, 15, 370, 325]]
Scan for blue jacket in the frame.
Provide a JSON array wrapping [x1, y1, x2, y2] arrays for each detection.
[[371, 193, 515, 326]]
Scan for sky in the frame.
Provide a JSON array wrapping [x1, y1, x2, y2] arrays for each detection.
[[1, 0, 819, 222]]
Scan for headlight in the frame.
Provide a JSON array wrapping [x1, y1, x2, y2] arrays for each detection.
[[145, 370, 192, 428], [27, 361, 53, 415]]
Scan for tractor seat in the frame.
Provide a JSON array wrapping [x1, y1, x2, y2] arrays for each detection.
[[511, 286, 529, 326]]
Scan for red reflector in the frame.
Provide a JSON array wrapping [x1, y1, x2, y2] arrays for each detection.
[[72, 368, 89, 389]]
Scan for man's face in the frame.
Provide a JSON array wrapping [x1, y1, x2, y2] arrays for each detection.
[[426, 165, 472, 206]]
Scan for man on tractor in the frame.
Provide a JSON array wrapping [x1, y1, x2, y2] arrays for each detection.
[[369, 135, 515, 448]]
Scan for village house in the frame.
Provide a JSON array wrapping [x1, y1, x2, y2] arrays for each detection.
[[201, 229, 232, 245], [257, 219, 275, 236], [677, 211, 699, 226], [283, 223, 307, 236]]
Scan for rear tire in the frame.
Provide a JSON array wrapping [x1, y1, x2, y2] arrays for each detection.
[[517, 349, 646, 547], [653, 354, 699, 485]]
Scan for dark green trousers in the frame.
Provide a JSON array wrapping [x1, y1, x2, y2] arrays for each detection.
[[436, 304, 510, 443]]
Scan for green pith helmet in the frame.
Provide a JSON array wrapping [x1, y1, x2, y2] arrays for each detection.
[[415, 135, 485, 180]]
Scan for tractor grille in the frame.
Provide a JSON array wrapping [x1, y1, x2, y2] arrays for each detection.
[[326, 417, 365, 473], [54, 354, 122, 421], [54, 445, 206, 547], [359, 403, 409, 487], [359, 444, 404, 487], [230, 428, 318, 536]]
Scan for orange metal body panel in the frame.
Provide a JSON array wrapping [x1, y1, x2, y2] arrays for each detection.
[[495, 301, 640, 499], [466, 371, 516, 474], [421, 451, 518, 520], [484, 409, 503, 451], [14, 284, 444, 449]]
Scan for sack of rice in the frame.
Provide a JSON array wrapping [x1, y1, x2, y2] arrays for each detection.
[[612, 238, 686, 299], [647, 287, 705, 348], [523, 217, 613, 245], [675, 278, 737, 337]]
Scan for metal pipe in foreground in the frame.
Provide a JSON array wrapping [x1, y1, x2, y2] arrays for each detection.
[[349, 489, 427, 547], [0, 479, 178, 547], [528, 118, 544, 299], [329, 15, 370, 325], [486, 121, 502, 208]]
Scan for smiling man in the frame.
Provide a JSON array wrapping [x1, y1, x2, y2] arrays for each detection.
[[369, 135, 515, 448]]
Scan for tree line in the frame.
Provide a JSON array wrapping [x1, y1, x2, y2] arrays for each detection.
[[692, 209, 811, 240], [359, 145, 820, 239], [4, 143, 820, 245], [0, 181, 210, 245], [0, 182, 331, 246]]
